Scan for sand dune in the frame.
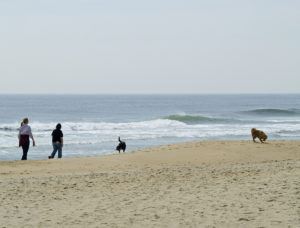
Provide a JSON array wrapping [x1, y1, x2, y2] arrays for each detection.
[[0, 140, 299, 227]]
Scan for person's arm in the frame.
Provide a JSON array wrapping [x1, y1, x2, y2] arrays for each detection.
[[28, 126, 35, 146], [18, 129, 21, 146], [60, 131, 63, 147], [31, 135, 36, 147]]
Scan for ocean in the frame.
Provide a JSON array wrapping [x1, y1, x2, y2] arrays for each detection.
[[0, 94, 299, 161]]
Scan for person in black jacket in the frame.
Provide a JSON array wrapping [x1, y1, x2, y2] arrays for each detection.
[[48, 123, 63, 159]]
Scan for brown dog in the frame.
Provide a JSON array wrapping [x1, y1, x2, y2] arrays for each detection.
[[251, 128, 268, 143]]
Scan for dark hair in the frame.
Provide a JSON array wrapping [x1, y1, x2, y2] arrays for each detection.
[[56, 123, 62, 130], [23, 118, 29, 124]]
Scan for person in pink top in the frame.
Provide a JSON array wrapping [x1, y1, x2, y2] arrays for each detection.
[[18, 118, 36, 160]]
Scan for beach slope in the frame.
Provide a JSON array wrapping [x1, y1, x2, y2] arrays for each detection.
[[0, 140, 299, 227]]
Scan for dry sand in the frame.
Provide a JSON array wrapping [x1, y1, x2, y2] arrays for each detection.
[[0, 140, 299, 227]]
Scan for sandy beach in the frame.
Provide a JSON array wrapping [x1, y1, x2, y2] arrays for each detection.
[[1, 140, 299, 227]]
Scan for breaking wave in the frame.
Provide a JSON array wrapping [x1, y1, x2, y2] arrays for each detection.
[[0, 126, 18, 131], [241, 108, 300, 116], [165, 115, 240, 124]]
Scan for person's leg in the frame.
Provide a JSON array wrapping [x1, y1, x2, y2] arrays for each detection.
[[58, 143, 62, 158], [21, 141, 29, 160], [51, 143, 58, 158], [21, 145, 26, 160]]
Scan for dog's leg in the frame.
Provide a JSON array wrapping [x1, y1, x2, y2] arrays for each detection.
[[259, 138, 264, 143], [252, 136, 256, 143]]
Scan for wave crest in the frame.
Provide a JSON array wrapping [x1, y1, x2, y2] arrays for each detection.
[[0, 127, 18, 131], [241, 109, 300, 116], [165, 115, 238, 124]]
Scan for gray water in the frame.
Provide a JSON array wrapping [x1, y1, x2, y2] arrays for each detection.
[[0, 94, 299, 160]]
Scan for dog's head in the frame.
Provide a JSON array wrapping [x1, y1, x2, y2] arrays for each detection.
[[261, 133, 268, 141]]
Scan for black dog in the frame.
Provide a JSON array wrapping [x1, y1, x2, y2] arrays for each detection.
[[116, 137, 126, 153]]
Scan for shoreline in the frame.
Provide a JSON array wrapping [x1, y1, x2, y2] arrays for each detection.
[[2, 138, 300, 161], [1, 140, 299, 176]]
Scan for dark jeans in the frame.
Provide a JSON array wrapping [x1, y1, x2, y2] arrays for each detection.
[[21, 140, 30, 160]]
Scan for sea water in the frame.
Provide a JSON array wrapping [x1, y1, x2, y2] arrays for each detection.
[[0, 94, 299, 160]]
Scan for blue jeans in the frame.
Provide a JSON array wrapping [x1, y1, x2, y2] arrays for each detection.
[[51, 142, 62, 158]]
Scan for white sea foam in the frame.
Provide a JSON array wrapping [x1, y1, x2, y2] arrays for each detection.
[[266, 119, 300, 123], [1, 120, 300, 151]]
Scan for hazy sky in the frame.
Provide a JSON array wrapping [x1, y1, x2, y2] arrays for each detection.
[[0, 0, 299, 94]]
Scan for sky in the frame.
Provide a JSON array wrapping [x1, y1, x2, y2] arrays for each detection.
[[0, 0, 299, 94]]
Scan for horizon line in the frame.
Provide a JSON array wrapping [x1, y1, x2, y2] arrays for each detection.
[[0, 93, 300, 95]]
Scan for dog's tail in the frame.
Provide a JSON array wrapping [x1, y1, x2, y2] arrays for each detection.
[[118, 137, 121, 142]]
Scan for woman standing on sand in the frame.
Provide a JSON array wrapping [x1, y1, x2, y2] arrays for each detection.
[[18, 118, 36, 160], [48, 123, 63, 159]]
